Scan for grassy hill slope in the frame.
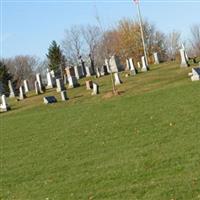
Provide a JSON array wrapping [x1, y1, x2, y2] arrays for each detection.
[[1, 62, 200, 200]]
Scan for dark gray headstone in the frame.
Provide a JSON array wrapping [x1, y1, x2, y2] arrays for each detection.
[[43, 96, 57, 104]]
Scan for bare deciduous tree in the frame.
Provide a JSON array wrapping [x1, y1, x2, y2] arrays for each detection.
[[62, 26, 83, 65], [165, 31, 181, 60], [190, 24, 200, 56]]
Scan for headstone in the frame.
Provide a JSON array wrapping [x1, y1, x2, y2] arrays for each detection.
[[181, 43, 189, 61], [91, 83, 99, 95], [126, 59, 130, 71], [85, 80, 93, 90], [35, 81, 40, 95], [65, 67, 75, 78], [78, 56, 87, 76], [95, 67, 101, 78], [56, 78, 65, 92], [8, 80, 16, 98], [19, 86, 26, 100], [141, 56, 148, 72], [153, 52, 160, 64], [0, 95, 10, 112], [137, 62, 141, 69], [61, 90, 68, 101], [63, 74, 68, 84], [50, 70, 56, 86], [36, 73, 44, 93], [23, 80, 29, 93], [46, 69, 54, 89], [180, 49, 189, 67], [68, 76, 79, 88], [190, 68, 200, 81], [43, 96, 57, 104], [105, 59, 111, 74], [109, 55, 123, 73], [114, 72, 122, 85], [129, 58, 137, 76], [85, 66, 91, 77], [74, 65, 82, 79]]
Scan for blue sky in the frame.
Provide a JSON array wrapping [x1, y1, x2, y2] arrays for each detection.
[[1, 0, 200, 59]]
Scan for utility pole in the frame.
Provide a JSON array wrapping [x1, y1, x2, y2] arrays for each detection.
[[134, 0, 148, 65]]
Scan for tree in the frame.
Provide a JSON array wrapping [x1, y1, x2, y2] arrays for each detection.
[[62, 26, 83, 65], [0, 61, 12, 94], [190, 24, 200, 56], [46, 40, 63, 72], [165, 31, 181, 60]]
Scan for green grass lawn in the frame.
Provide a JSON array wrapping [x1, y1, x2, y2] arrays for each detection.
[[1, 61, 200, 200]]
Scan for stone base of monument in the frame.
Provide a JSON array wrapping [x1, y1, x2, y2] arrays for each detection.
[[43, 96, 57, 104]]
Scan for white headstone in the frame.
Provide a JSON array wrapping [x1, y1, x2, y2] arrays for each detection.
[[61, 90, 68, 101], [85, 66, 91, 77], [153, 52, 160, 64], [180, 49, 189, 67], [114, 72, 122, 85], [141, 56, 148, 72], [191, 68, 200, 81], [129, 58, 137, 76], [126, 59, 130, 71], [0, 95, 10, 112], [105, 59, 111, 74], [36, 73, 44, 93], [23, 80, 29, 93], [35, 81, 40, 95], [91, 83, 99, 95], [109, 55, 122, 73], [19, 86, 26, 100], [95, 68, 101, 78], [68, 76, 79, 88], [8, 80, 15, 98], [137, 62, 141, 69], [56, 79, 64, 92], [46, 70, 53, 89]]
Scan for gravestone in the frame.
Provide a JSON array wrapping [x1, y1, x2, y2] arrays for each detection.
[[43, 96, 57, 104], [141, 56, 148, 72], [8, 80, 16, 98], [74, 65, 83, 79], [65, 67, 76, 78], [153, 52, 160, 64], [190, 68, 200, 81], [0, 95, 10, 112], [46, 69, 54, 89], [109, 55, 123, 72], [78, 56, 87, 77], [95, 67, 101, 78], [91, 83, 99, 95], [181, 43, 189, 61], [19, 86, 26, 100], [35, 81, 40, 95], [23, 80, 29, 93], [56, 78, 65, 92], [180, 49, 189, 67], [68, 76, 79, 88], [85, 66, 91, 77], [129, 58, 137, 76], [114, 72, 122, 85], [137, 62, 141, 69], [36, 73, 44, 93], [63, 74, 68, 84], [105, 59, 111, 74], [126, 59, 130, 71], [86, 80, 93, 90], [61, 90, 68, 101]]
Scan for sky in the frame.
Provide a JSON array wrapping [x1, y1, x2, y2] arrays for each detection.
[[1, 0, 200, 59]]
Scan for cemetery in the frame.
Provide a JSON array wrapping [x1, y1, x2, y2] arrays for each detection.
[[1, 1, 200, 200]]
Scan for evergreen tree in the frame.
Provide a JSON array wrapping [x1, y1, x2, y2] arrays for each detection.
[[46, 40, 63, 72], [0, 61, 12, 94]]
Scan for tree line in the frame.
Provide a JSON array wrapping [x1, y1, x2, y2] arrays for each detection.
[[0, 18, 200, 93]]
